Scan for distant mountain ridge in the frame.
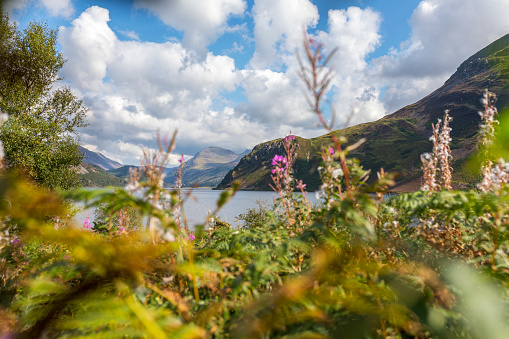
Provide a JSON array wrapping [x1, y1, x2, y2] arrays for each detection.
[[79, 146, 123, 171], [90, 146, 248, 188], [216, 33, 509, 192], [165, 147, 249, 187]]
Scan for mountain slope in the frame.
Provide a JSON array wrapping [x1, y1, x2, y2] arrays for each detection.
[[217, 33, 509, 192], [77, 163, 126, 187], [80, 146, 123, 171], [165, 147, 249, 187]]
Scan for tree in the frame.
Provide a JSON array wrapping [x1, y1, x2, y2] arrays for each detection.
[[0, 9, 88, 189]]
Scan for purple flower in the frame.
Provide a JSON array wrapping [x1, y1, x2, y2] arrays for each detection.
[[83, 218, 92, 229], [329, 147, 334, 155], [188, 234, 196, 241], [179, 155, 185, 164], [271, 154, 288, 174], [284, 134, 295, 142], [296, 181, 306, 190], [12, 238, 22, 246]]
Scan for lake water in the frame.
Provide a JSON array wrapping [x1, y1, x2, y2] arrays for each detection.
[[74, 188, 319, 228]]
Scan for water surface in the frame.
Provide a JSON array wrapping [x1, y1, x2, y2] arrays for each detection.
[[74, 188, 318, 228]]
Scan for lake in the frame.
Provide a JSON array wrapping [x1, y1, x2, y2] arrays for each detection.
[[74, 188, 319, 229]]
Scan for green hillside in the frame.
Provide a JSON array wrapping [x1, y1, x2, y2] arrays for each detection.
[[77, 163, 126, 187], [217, 33, 509, 192]]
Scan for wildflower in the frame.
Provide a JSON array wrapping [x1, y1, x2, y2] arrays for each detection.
[[296, 180, 306, 190], [83, 217, 92, 229], [421, 110, 452, 191], [284, 134, 295, 142], [188, 234, 196, 241], [272, 155, 286, 166], [332, 168, 343, 179], [329, 147, 334, 155], [11, 238, 22, 246], [179, 154, 185, 164], [271, 155, 288, 174], [162, 229, 175, 242]]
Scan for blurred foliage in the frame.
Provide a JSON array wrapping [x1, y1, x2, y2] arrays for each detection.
[[1, 130, 508, 337]]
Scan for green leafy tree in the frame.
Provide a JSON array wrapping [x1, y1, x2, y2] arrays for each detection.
[[0, 9, 88, 189]]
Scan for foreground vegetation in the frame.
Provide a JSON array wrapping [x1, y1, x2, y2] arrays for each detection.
[[1, 21, 509, 339]]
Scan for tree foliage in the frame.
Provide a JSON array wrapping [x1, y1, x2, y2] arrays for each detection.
[[0, 10, 87, 189]]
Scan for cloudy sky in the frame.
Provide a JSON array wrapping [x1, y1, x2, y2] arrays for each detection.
[[5, 0, 509, 166]]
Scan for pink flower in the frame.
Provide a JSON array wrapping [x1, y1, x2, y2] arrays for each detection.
[[329, 147, 334, 155], [179, 155, 185, 164], [271, 154, 288, 175], [188, 234, 196, 241], [83, 218, 92, 229], [284, 134, 295, 142]]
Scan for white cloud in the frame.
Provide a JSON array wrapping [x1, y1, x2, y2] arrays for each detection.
[[4, 0, 74, 18], [67, 4, 385, 162], [3, 0, 30, 15], [118, 29, 140, 41], [39, 0, 74, 18], [59, 6, 116, 91], [58, 6, 257, 164], [310, 7, 386, 126], [238, 69, 315, 127], [318, 7, 381, 73], [371, 0, 509, 112], [134, 0, 246, 57], [224, 41, 244, 54], [250, 0, 319, 69]]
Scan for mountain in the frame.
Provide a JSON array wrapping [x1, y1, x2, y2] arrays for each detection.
[[79, 146, 123, 171], [77, 163, 126, 187], [216, 33, 509, 192], [165, 147, 250, 187], [107, 165, 140, 180]]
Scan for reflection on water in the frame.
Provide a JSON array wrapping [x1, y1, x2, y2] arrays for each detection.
[[74, 188, 319, 229]]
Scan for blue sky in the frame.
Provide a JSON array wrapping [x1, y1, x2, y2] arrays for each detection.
[[5, 0, 509, 166]]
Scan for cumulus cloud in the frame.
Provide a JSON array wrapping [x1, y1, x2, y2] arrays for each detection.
[[250, 0, 319, 69], [371, 0, 509, 112], [58, 6, 255, 164], [318, 7, 381, 73], [59, 6, 116, 91], [134, 0, 246, 57], [237, 69, 314, 127], [312, 7, 385, 126], [57, 4, 387, 164]]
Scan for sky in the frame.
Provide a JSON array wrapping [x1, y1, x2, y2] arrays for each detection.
[[4, 0, 509, 166]]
